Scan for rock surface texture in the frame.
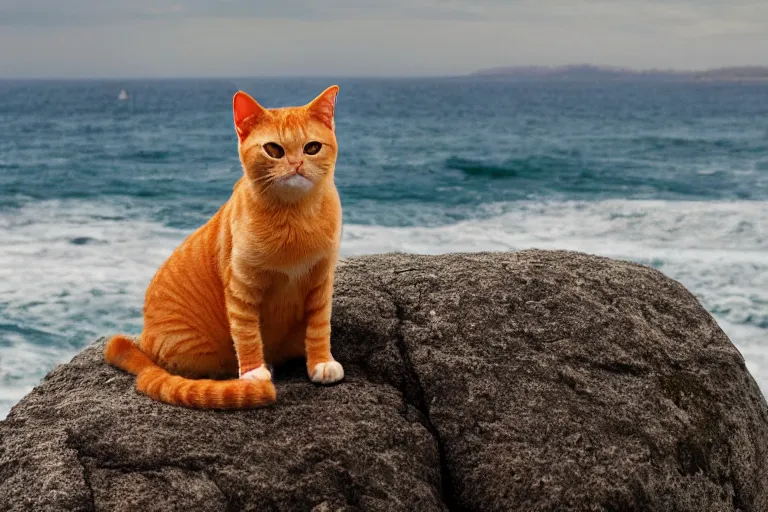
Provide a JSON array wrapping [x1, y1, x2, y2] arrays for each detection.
[[1, 250, 767, 512]]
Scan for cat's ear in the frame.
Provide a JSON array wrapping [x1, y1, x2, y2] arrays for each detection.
[[306, 85, 339, 131], [233, 91, 268, 141]]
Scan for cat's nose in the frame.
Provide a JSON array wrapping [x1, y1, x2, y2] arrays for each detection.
[[287, 158, 304, 172]]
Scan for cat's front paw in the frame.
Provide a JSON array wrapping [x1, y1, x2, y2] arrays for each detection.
[[240, 365, 272, 382], [309, 361, 344, 385]]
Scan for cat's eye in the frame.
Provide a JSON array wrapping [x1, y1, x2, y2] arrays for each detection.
[[303, 141, 322, 155], [263, 143, 285, 159]]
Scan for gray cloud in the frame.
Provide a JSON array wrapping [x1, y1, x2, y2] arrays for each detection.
[[8, 0, 761, 24], [0, 0, 766, 77], [0, 0, 493, 25]]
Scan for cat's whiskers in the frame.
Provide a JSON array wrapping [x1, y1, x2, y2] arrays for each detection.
[[253, 172, 282, 190], [253, 172, 276, 184]]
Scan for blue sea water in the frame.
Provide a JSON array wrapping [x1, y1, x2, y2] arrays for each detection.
[[1, 78, 767, 418]]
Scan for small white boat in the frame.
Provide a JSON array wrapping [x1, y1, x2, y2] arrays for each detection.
[[118, 89, 129, 101]]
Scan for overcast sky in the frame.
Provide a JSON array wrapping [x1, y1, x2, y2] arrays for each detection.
[[1, 0, 767, 78]]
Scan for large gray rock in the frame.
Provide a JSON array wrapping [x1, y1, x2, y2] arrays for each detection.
[[1, 250, 766, 511]]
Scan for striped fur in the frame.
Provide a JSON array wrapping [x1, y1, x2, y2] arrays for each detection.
[[105, 86, 344, 409]]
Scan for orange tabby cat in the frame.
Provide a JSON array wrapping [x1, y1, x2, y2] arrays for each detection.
[[104, 85, 344, 409]]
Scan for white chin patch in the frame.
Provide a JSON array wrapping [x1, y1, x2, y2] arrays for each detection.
[[276, 174, 314, 193]]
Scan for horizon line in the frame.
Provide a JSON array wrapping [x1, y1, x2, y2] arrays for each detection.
[[2, 63, 767, 81], [0, 74, 464, 81]]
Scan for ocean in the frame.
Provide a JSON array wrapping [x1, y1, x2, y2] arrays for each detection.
[[1, 78, 766, 418]]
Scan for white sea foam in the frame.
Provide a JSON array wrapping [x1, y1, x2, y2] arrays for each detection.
[[0, 198, 766, 418], [0, 199, 186, 417]]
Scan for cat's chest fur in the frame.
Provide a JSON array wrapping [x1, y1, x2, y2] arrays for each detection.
[[231, 219, 335, 282]]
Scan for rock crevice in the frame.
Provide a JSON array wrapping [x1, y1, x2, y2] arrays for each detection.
[[378, 271, 460, 512], [67, 435, 97, 512], [2, 250, 767, 511]]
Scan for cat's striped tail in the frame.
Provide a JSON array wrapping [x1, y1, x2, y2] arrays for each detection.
[[104, 334, 276, 409]]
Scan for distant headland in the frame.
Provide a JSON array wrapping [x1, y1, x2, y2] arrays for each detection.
[[470, 64, 768, 82]]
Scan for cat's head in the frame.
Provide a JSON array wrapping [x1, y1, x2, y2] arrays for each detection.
[[232, 86, 339, 203]]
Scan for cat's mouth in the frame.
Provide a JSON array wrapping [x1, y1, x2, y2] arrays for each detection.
[[272, 173, 314, 193]]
